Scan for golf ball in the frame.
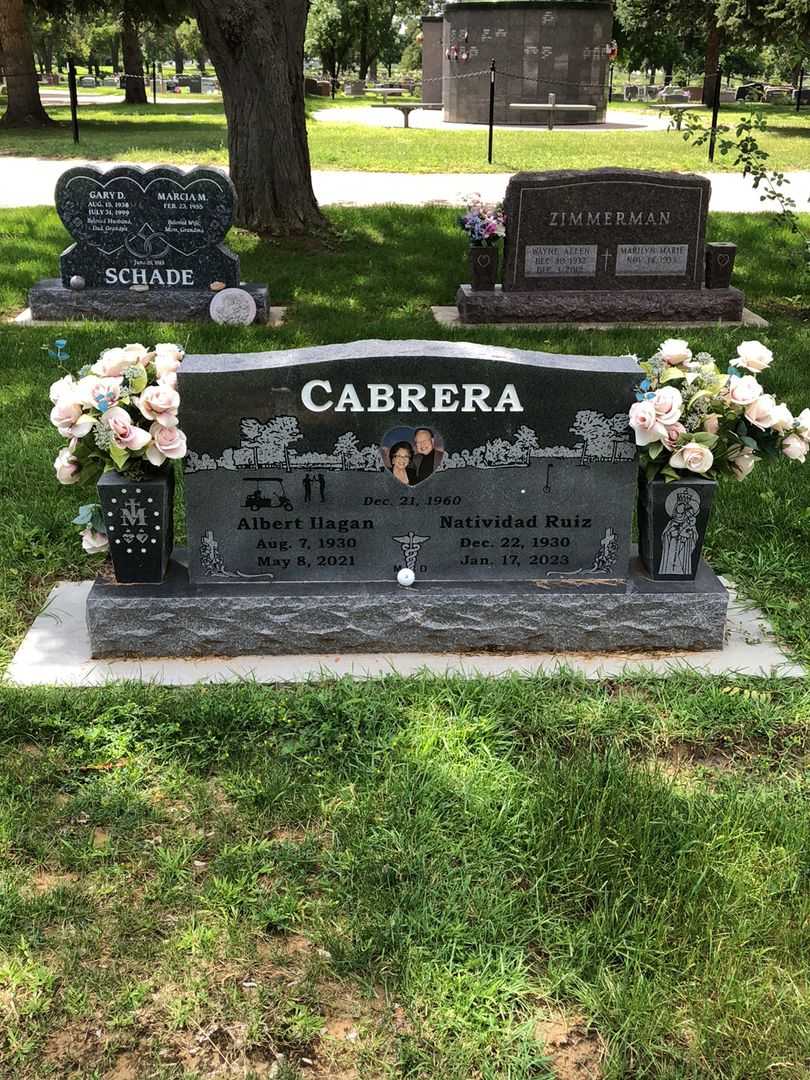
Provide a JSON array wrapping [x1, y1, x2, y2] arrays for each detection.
[[397, 568, 415, 587]]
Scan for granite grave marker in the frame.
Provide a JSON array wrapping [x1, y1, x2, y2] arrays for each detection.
[[456, 168, 746, 324], [86, 340, 730, 657], [28, 164, 268, 323]]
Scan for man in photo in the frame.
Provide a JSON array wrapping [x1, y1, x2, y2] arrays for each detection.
[[411, 428, 444, 483]]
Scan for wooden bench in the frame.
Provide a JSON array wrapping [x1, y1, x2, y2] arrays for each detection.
[[509, 95, 597, 130], [370, 103, 441, 127]]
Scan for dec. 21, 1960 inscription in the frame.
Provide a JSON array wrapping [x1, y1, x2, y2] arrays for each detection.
[[179, 341, 641, 588]]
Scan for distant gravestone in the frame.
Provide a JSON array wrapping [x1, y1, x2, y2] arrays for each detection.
[[55, 164, 239, 289], [29, 164, 268, 323], [457, 168, 746, 324]]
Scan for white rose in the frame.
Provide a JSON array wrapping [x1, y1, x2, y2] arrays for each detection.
[[80, 527, 109, 554], [770, 403, 794, 433], [795, 408, 810, 439], [729, 446, 757, 480], [735, 340, 773, 373], [92, 347, 130, 377], [49, 374, 76, 403], [157, 370, 178, 389], [658, 338, 692, 366], [145, 423, 187, 465], [669, 441, 714, 474], [628, 400, 666, 446], [154, 354, 182, 378], [54, 446, 81, 484], [781, 434, 809, 463], [726, 374, 763, 408], [154, 343, 185, 365], [744, 393, 778, 431], [652, 385, 683, 426]]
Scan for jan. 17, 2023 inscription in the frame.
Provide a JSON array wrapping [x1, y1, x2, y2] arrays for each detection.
[[179, 342, 641, 587]]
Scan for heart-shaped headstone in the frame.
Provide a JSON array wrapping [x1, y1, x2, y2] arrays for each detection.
[[55, 165, 239, 289]]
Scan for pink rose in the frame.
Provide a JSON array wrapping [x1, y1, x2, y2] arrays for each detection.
[[154, 343, 185, 364], [154, 354, 182, 378], [157, 370, 178, 389], [74, 375, 123, 410], [136, 385, 180, 427], [145, 423, 187, 465], [652, 385, 683, 426], [782, 434, 809, 463], [80, 527, 109, 554], [726, 374, 763, 408], [54, 445, 81, 484], [102, 406, 151, 451], [703, 413, 721, 435], [628, 400, 666, 446], [662, 422, 686, 450], [729, 446, 757, 480], [744, 394, 778, 431], [50, 396, 94, 438], [49, 374, 75, 403], [669, 441, 714, 474]]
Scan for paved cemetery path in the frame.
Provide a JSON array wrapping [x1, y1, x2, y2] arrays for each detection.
[[1, 155, 809, 213]]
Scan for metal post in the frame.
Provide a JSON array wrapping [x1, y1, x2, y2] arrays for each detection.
[[708, 67, 721, 163], [547, 91, 556, 130], [797, 67, 805, 113], [608, 62, 614, 103], [487, 58, 495, 164], [68, 59, 79, 144], [152, 61, 157, 104]]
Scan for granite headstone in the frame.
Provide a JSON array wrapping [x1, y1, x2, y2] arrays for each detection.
[[179, 341, 640, 587], [55, 164, 239, 289], [456, 168, 746, 324]]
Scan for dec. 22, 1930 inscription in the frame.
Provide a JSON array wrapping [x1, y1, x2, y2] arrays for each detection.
[[179, 342, 641, 588]]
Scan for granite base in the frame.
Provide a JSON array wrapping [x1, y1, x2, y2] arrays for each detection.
[[86, 549, 729, 658], [456, 284, 746, 324], [28, 279, 269, 324]]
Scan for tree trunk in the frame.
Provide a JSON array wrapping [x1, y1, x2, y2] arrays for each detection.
[[121, 8, 147, 104], [192, 0, 327, 236], [196, 51, 207, 74], [0, 0, 54, 127], [664, 63, 673, 86], [174, 37, 184, 75], [111, 36, 120, 73], [702, 18, 722, 105]]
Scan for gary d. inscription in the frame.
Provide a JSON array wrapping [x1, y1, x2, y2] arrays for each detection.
[[179, 341, 641, 586]]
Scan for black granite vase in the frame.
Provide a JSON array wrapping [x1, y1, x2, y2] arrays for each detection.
[[637, 473, 717, 581], [97, 466, 174, 583], [704, 242, 737, 289], [469, 245, 498, 291]]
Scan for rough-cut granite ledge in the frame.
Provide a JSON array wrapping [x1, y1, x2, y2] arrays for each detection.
[[86, 551, 729, 657], [456, 284, 745, 324], [28, 279, 268, 324]]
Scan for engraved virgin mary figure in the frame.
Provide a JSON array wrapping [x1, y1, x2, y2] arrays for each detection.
[[658, 487, 701, 576]]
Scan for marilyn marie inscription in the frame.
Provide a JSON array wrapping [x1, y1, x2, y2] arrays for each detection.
[[55, 164, 239, 289], [179, 341, 641, 587], [502, 168, 710, 291]]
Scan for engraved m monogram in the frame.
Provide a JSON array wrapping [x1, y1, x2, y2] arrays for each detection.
[[121, 498, 147, 526]]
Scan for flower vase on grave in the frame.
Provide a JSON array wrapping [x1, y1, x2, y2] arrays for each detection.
[[636, 473, 717, 582], [97, 465, 175, 584], [704, 243, 737, 289], [469, 245, 498, 291]]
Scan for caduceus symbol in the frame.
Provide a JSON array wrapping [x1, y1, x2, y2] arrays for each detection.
[[393, 531, 430, 571]]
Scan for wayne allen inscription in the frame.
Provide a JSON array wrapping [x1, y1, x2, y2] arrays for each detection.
[[502, 168, 710, 291], [179, 341, 641, 587], [55, 164, 239, 289]]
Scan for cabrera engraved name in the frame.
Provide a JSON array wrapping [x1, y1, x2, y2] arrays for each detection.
[[302, 381, 523, 413], [548, 210, 671, 227]]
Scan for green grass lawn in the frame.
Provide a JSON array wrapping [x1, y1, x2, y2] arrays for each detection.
[[1, 99, 809, 173], [1, 204, 810, 1077]]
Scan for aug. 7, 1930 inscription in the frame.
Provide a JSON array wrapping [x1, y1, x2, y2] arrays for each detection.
[[179, 342, 641, 587]]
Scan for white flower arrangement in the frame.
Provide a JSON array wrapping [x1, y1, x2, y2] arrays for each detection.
[[49, 341, 187, 554], [629, 338, 810, 481]]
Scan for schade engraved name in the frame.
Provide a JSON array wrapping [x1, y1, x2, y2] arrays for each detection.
[[548, 210, 671, 227], [302, 381, 523, 413]]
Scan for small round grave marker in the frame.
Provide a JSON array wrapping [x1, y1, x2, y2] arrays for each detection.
[[69, 275, 85, 291], [209, 287, 257, 326]]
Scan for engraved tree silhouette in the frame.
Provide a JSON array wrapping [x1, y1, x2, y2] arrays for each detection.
[[569, 410, 615, 465], [334, 431, 360, 470], [242, 415, 303, 471], [513, 424, 540, 462]]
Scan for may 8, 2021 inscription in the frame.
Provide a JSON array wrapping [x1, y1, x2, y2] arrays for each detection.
[[179, 342, 641, 588]]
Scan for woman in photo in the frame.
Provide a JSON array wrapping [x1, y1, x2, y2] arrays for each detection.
[[389, 440, 415, 485]]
